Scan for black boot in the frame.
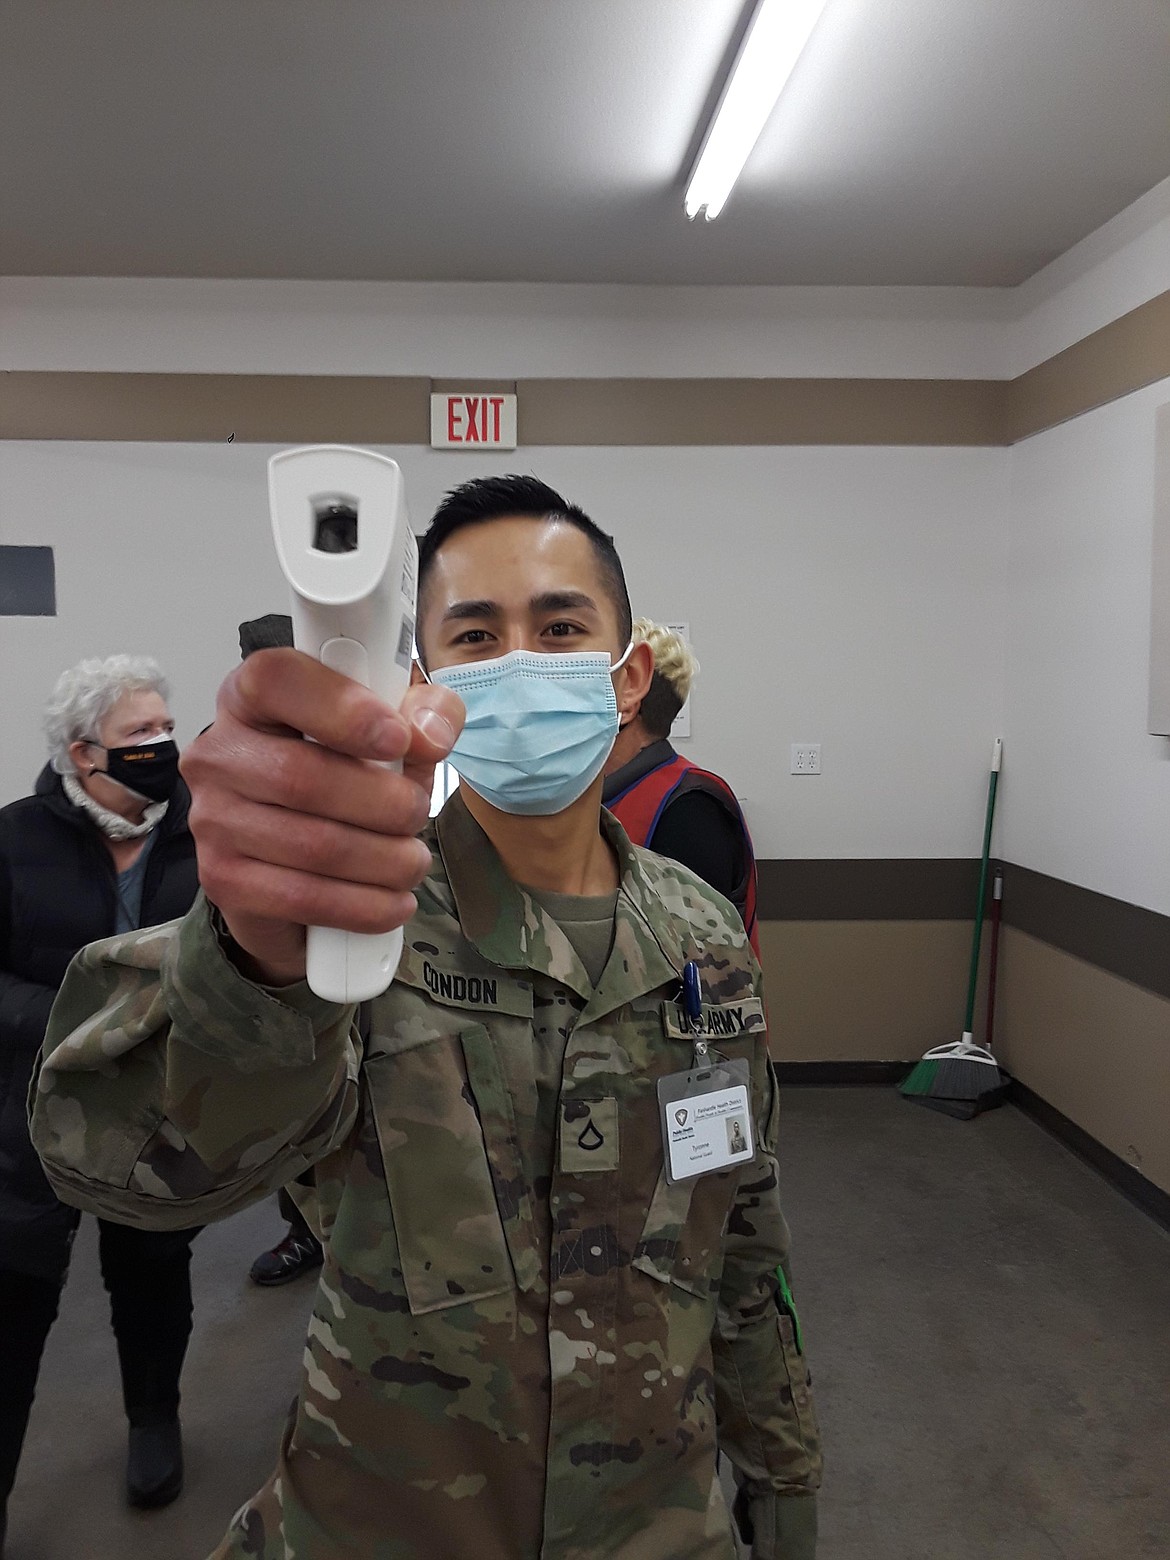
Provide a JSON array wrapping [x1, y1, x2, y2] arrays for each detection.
[[126, 1420, 183, 1509], [249, 1228, 323, 1287]]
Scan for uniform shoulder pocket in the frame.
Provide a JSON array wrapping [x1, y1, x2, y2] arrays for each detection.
[[365, 1024, 515, 1315], [366, 1023, 539, 1316]]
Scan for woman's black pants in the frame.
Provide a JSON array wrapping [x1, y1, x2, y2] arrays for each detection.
[[0, 1218, 200, 1511]]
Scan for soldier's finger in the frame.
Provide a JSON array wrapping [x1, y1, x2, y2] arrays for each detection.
[[198, 852, 419, 937], [399, 683, 464, 759], [398, 683, 464, 793], [199, 795, 434, 891], [220, 649, 414, 762], [184, 725, 433, 838]]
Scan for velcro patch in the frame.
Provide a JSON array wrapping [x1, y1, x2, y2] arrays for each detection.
[[395, 948, 532, 1017], [661, 996, 765, 1041], [559, 1097, 619, 1173]]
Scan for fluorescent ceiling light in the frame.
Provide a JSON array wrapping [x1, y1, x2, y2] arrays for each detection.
[[685, 0, 831, 221]]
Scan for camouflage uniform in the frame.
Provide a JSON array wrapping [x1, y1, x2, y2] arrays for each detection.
[[31, 793, 821, 1559]]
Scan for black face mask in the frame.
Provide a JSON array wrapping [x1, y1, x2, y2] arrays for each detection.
[[95, 738, 181, 803]]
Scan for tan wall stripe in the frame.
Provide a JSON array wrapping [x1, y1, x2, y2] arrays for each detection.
[[0, 372, 432, 444], [2, 284, 1169, 445], [756, 858, 979, 920], [517, 377, 1007, 446], [0, 370, 1006, 446], [1005, 288, 1170, 442], [999, 864, 1170, 1002], [754, 857, 1170, 1002]]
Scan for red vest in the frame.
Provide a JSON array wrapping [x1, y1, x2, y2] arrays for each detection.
[[608, 754, 760, 958]]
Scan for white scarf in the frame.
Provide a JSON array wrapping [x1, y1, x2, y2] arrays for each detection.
[[62, 772, 168, 841]]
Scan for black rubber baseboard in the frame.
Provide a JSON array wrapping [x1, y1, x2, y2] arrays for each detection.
[[1006, 1079, 1170, 1234], [773, 1060, 1170, 1233]]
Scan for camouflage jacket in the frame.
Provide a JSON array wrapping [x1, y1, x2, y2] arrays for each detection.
[[32, 793, 821, 1560]]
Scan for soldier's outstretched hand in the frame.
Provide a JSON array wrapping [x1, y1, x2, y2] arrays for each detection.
[[181, 648, 463, 987]]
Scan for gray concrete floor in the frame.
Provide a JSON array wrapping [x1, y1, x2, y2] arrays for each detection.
[[7, 1091, 1170, 1559], [7, 1197, 309, 1560]]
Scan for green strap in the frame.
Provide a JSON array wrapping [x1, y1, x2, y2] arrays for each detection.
[[775, 1266, 803, 1354]]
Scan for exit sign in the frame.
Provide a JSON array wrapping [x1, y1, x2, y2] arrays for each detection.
[[430, 392, 517, 450]]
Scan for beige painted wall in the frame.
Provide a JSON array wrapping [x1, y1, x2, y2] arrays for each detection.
[[995, 928, 1170, 1196], [758, 915, 1170, 1202], [758, 920, 977, 1063]]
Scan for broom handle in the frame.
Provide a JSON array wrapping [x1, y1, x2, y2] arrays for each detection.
[[962, 739, 1002, 1035], [984, 871, 1004, 1050]]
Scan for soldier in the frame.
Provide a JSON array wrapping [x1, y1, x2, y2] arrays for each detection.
[[31, 474, 821, 1559]]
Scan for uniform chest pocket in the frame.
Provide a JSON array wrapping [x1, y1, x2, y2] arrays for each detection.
[[364, 1024, 522, 1315], [632, 1164, 738, 1300]]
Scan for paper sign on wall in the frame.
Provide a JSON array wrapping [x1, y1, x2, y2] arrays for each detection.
[[430, 393, 517, 450], [666, 621, 691, 740]]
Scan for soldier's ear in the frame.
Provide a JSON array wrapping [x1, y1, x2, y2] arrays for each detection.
[[616, 640, 654, 724]]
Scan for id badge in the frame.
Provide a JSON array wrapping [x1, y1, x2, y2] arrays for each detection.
[[657, 1057, 755, 1185]]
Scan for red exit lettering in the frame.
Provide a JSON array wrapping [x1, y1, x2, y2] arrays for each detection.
[[445, 395, 507, 445]]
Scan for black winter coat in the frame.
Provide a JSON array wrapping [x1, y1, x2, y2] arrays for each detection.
[[0, 765, 198, 1276]]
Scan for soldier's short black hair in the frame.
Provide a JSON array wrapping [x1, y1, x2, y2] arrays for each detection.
[[638, 669, 684, 741], [418, 475, 632, 645]]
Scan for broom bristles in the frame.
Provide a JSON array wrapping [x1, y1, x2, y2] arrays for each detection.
[[899, 1057, 941, 1097], [900, 1051, 1006, 1112], [923, 1055, 1004, 1099]]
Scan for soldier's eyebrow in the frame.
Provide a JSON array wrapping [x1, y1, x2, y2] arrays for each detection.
[[442, 599, 500, 622], [441, 591, 600, 623], [529, 590, 599, 616]]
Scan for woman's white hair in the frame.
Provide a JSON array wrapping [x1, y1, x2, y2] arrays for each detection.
[[44, 655, 171, 775]]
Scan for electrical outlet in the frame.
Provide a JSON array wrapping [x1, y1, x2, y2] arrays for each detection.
[[790, 744, 821, 775]]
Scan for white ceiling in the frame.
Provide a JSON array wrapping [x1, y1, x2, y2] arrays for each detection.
[[3, 0, 1169, 287]]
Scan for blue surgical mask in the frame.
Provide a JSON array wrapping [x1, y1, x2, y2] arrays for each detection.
[[429, 645, 633, 816]]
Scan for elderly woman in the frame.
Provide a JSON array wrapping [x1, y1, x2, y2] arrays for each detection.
[[0, 656, 200, 1538]]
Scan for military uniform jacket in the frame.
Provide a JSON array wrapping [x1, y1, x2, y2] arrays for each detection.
[[32, 794, 821, 1560]]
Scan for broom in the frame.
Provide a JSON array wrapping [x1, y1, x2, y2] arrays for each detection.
[[900, 738, 1007, 1119], [983, 868, 1005, 1052]]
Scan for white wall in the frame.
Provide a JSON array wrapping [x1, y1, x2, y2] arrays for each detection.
[[0, 439, 1009, 863], [0, 277, 1010, 379], [1001, 379, 1170, 916], [4, 178, 1170, 891], [997, 174, 1170, 917], [1008, 172, 1170, 374], [4, 167, 1168, 384]]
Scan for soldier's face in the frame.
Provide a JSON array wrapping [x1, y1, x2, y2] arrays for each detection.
[[419, 515, 627, 673]]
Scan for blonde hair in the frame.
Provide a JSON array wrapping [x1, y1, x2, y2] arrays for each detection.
[[632, 619, 699, 738], [633, 619, 700, 702]]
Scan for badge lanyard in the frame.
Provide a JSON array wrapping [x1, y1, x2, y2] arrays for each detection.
[[683, 958, 707, 1063], [657, 959, 755, 1184]]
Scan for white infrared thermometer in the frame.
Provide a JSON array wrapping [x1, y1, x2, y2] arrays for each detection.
[[269, 445, 418, 1004]]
